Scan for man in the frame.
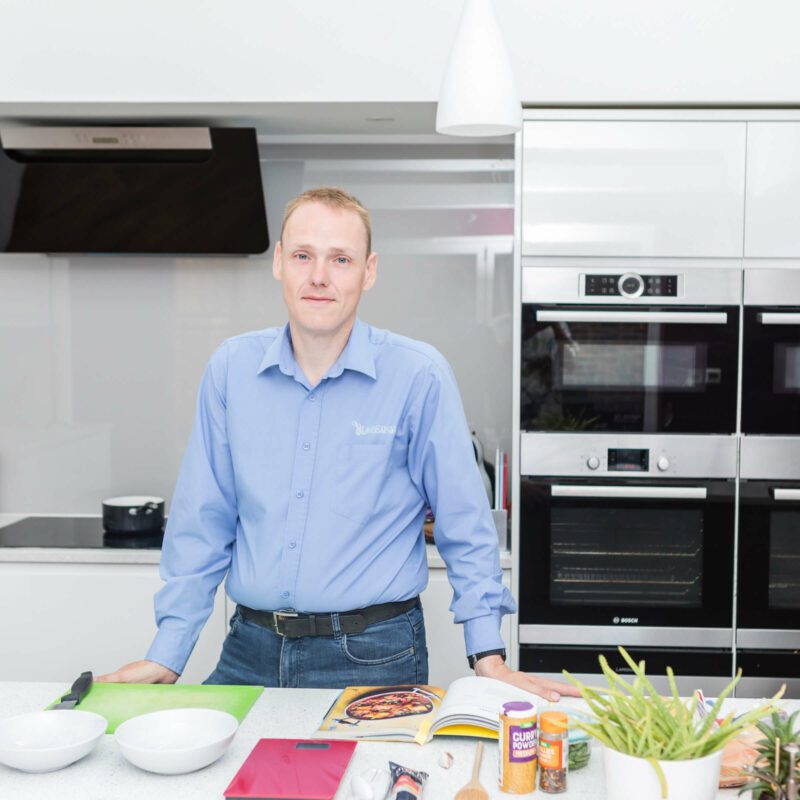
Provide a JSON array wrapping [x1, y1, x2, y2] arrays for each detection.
[[99, 186, 578, 701]]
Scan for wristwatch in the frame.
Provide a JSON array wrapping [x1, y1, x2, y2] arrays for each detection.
[[467, 648, 507, 669]]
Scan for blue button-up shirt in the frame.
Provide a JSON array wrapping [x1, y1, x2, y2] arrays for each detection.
[[147, 318, 516, 675]]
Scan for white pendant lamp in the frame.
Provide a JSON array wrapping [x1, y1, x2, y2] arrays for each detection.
[[436, 0, 522, 137]]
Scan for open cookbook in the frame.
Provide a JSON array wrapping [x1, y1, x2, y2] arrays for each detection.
[[314, 676, 540, 745]]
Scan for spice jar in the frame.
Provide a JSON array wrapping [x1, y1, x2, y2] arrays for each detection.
[[539, 711, 568, 794], [498, 700, 538, 794]]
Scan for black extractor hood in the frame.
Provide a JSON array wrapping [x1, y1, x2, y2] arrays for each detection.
[[0, 126, 269, 255]]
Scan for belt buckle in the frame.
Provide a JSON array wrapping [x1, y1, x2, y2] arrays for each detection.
[[273, 611, 298, 636]]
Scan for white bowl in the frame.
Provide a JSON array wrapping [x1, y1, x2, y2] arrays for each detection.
[[114, 708, 238, 775], [0, 710, 107, 772]]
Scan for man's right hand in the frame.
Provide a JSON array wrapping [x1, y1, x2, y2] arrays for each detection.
[[95, 660, 179, 684]]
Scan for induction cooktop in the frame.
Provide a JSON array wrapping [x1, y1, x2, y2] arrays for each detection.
[[0, 516, 164, 549]]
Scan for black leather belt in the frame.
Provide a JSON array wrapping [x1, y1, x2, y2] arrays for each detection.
[[238, 596, 420, 638]]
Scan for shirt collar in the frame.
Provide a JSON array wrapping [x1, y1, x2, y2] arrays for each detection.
[[257, 318, 376, 381], [327, 318, 377, 380]]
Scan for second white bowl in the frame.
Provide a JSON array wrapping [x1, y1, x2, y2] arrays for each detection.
[[0, 710, 107, 772], [114, 708, 238, 775]]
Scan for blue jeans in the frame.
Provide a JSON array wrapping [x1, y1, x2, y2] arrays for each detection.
[[203, 602, 429, 688]]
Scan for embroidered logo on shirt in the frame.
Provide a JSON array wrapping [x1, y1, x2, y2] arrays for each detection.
[[352, 420, 396, 436]]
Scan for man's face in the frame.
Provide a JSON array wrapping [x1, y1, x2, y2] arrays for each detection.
[[273, 201, 377, 337]]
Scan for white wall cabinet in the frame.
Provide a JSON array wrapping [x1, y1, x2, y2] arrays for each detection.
[[745, 123, 800, 257], [521, 120, 747, 258], [0, 561, 225, 684], [420, 566, 512, 687]]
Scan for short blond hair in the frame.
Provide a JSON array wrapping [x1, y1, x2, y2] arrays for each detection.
[[280, 186, 372, 255]]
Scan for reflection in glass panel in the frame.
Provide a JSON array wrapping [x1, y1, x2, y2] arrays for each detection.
[[775, 344, 800, 393], [769, 511, 800, 610], [551, 507, 704, 608], [561, 343, 706, 390]]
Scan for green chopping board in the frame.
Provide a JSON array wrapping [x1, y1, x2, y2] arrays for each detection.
[[46, 683, 263, 733]]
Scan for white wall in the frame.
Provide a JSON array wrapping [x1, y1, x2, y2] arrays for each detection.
[[2, 0, 799, 106], [0, 144, 514, 512]]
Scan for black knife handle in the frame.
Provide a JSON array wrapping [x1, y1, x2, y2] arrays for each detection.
[[60, 671, 93, 704]]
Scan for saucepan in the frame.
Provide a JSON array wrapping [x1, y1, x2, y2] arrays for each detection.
[[102, 496, 165, 534]]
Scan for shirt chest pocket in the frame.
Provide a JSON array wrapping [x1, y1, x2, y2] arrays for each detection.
[[331, 441, 395, 524]]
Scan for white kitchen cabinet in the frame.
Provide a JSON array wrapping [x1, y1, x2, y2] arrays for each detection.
[[0, 561, 225, 684], [745, 123, 800, 257], [421, 565, 512, 687], [521, 120, 746, 257]]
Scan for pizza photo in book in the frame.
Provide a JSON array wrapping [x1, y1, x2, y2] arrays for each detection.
[[314, 676, 540, 745]]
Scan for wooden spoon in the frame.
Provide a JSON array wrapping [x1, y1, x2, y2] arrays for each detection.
[[454, 742, 489, 800]]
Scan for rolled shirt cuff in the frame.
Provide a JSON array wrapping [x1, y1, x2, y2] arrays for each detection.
[[145, 627, 196, 676], [463, 612, 505, 657]]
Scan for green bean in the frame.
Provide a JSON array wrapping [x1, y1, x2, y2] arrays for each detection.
[[562, 646, 782, 773]]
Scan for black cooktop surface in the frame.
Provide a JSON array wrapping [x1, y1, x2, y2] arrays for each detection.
[[0, 516, 164, 549]]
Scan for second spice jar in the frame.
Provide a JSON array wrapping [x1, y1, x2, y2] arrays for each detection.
[[539, 711, 569, 793]]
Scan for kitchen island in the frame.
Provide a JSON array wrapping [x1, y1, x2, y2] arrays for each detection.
[[0, 682, 780, 800]]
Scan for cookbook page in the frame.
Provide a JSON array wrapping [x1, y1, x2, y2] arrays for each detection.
[[314, 685, 446, 743], [432, 676, 539, 736]]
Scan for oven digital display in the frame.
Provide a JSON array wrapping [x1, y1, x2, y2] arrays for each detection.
[[607, 448, 649, 471]]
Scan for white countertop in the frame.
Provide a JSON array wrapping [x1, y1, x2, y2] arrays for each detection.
[[0, 515, 512, 568], [0, 682, 775, 800]]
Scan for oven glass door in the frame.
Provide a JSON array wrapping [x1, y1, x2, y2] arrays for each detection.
[[742, 308, 800, 434], [520, 305, 739, 433], [518, 477, 735, 628], [738, 482, 800, 630]]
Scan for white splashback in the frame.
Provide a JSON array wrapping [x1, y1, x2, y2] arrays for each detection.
[[0, 144, 513, 512]]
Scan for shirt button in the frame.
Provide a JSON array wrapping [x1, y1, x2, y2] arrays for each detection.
[[308, 394, 316, 402], [281, 591, 289, 599], [302, 442, 311, 451], [295, 490, 304, 499], [288, 541, 297, 549]]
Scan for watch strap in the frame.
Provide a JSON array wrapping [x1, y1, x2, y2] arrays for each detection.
[[468, 648, 506, 669]]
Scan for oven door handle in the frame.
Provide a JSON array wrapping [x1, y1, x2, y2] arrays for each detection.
[[758, 312, 800, 325], [536, 310, 728, 325], [772, 488, 800, 502], [551, 485, 708, 500]]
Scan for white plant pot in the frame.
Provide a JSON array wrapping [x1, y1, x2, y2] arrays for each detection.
[[603, 746, 723, 800]]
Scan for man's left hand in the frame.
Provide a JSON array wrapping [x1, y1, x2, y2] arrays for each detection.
[[473, 655, 582, 702]]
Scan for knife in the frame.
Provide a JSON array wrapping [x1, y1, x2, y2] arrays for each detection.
[[52, 671, 93, 710]]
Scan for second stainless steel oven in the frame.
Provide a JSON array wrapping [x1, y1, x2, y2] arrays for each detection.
[[737, 437, 800, 697], [743, 268, 800, 435], [518, 432, 737, 692], [521, 266, 741, 434]]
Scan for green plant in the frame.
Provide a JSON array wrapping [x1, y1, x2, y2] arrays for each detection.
[[563, 647, 784, 799], [741, 710, 800, 799]]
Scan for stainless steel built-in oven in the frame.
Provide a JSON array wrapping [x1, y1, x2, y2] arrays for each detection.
[[518, 433, 737, 694], [742, 268, 800, 435], [737, 437, 800, 697], [521, 267, 741, 434]]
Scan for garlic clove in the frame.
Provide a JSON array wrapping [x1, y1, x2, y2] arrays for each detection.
[[350, 774, 374, 800], [439, 751, 455, 769]]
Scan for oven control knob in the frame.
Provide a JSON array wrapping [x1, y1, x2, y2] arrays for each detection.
[[657, 456, 670, 471], [586, 456, 601, 470], [619, 272, 645, 298]]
